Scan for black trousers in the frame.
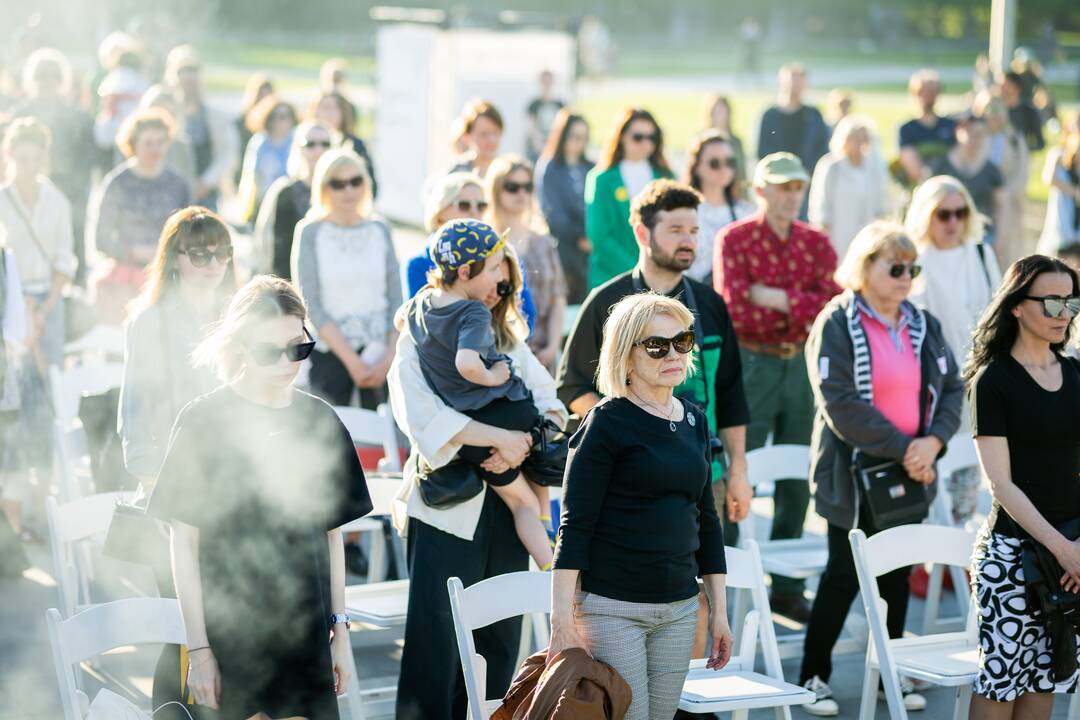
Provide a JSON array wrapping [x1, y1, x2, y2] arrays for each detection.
[[459, 396, 539, 485], [308, 349, 385, 409], [396, 489, 529, 720], [799, 506, 913, 684]]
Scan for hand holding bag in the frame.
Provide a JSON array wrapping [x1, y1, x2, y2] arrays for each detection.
[[851, 453, 929, 529]]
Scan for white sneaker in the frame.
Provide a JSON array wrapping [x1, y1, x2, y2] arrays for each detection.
[[877, 679, 927, 711], [802, 676, 840, 716]]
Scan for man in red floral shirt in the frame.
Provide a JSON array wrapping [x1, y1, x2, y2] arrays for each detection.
[[713, 152, 840, 621]]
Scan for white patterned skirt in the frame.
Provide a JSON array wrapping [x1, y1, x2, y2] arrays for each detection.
[[971, 526, 1080, 701]]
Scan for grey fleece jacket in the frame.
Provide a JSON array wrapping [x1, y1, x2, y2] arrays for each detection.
[[805, 290, 964, 530]]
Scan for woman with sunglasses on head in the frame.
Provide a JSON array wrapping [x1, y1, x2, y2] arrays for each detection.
[[147, 275, 372, 720], [253, 120, 333, 280], [684, 129, 754, 284], [536, 109, 594, 305], [798, 222, 963, 716], [549, 291, 732, 720], [808, 115, 888, 263], [389, 235, 567, 720], [965, 255, 1080, 720], [486, 155, 566, 372], [236, 95, 298, 225], [586, 107, 673, 290], [293, 148, 400, 412], [906, 175, 1002, 524]]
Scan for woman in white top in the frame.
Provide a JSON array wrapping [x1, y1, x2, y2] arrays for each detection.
[[906, 175, 1001, 523], [389, 243, 567, 720], [293, 148, 400, 409], [0, 118, 76, 367], [683, 130, 754, 283], [809, 115, 888, 262]]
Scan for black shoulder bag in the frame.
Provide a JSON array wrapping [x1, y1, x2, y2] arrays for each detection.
[[1018, 517, 1080, 681]]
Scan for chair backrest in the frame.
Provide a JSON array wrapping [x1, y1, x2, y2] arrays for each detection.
[[63, 324, 126, 362], [364, 472, 404, 516], [334, 403, 402, 471], [46, 492, 134, 617], [722, 541, 788, 682], [49, 362, 125, 429], [937, 435, 979, 479], [448, 571, 551, 719], [47, 598, 186, 720], [854, 524, 976, 579], [745, 445, 811, 488]]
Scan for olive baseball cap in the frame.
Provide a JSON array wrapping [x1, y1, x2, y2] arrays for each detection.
[[753, 152, 810, 187]]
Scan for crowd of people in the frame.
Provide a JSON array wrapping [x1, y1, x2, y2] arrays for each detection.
[[0, 29, 1078, 720]]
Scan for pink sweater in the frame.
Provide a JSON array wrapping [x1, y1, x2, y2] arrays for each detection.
[[861, 310, 921, 437]]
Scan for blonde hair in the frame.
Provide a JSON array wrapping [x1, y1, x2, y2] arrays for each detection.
[[904, 175, 986, 249], [192, 275, 307, 381], [492, 244, 529, 352], [285, 120, 335, 180], [307, 148, 373, 220], [596, 293, 696, 398], [424, 171, 485, 232], [828, 114, 875, 157], [835, 221, 918, 291], [484, 154, 548, 234]]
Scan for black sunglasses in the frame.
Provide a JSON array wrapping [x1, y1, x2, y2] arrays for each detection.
[[328, 175, 364, 191], [706, 157, 737, 170], [934, 207, 970, 223], [630, 132, 658, 144], [249, 327, 316, 366], [177, 245, 233, 268], [886, 261, 922, 279], [301, 139, 332, 149], [496, 280, 514, 298], [502, 181, 534, 194], [634, 330, 695, 359], [1023, 295, 1080, 319], [456, 200, 489, 213]]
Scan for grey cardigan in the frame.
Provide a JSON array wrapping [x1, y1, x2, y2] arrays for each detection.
[[805, 290, 964, 529]]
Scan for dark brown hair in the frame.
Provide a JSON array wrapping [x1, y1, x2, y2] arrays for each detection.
[[245, 95, 298, 135], [683, 129, 742, 201], [539, 108, 588, 165], [116, 108, 174, 158], [307, 91, 357, 136], [459, 98, 504, 134], [629, 179, 702, 231], [598, 107, 669, 173]]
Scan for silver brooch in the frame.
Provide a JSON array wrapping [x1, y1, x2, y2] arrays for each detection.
[[687, 413, 696, 427]]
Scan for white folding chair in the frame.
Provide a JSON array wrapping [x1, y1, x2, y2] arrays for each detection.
[[46, 492, 136, 618], [448, 570, 551, 719], [334, 403, 402, 472], [63, 324, 126, 363], [678, 540, 815, 717], [47, 597, 187, 720], [49, 362, 125, 501], [343, 473, 410, 614], [850, 524, 979, 720]]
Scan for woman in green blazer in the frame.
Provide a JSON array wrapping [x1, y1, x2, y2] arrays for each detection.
[[585, 108, 673, 290]]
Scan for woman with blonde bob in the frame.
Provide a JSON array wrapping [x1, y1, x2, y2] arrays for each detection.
[[292, 148, 399, 410], [148, 275, 372, 720], [549, 292, 732, 720], [798, 221, 963, 715]]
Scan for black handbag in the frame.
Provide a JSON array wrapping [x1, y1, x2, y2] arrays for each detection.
[[103, 497, 172, 569], [851, 453, 929, 530], [415, 457, 484, 508], [1019, 518, 1080, 681], [521, 417, 568, 488]]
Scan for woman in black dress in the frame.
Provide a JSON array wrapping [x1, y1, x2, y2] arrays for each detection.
[[148, 276, 372, 720], [967, 254, 1080, 719]]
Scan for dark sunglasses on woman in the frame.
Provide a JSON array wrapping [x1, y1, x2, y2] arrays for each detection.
[[301, 139, 332, 149], [630, 132, 658, 144], [634, 330, 695, 359], [706, 157, 737, 170], [1024, 295, 1080, 319], [496, 280, 514, 298], [249, 327, 317, 366], [887, 261, 922, 279], [328, 175, 364, 191], [177, 245, 233, 268], [456, 200, 489, 213], [934, 207, 970, 223], [502, 181, 534, 194]]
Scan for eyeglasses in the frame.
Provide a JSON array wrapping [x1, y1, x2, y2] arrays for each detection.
[[177, 245, 233, 268], [1023, 295, 1080, 319], [496, 280, 514, 298], [706, 157, 737, 170], [328, 175, 364, 191], [249, 327, 317, 366], [634, 330, 695, 359], [886, 261, 922, 279], [502, 181, 534, 194], [456, 200, 489, 213], [630, 132, 658, 144], [301, 138, 332, 149], [934, 207, 970, 223]]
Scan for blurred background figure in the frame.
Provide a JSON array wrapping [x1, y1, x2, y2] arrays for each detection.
[[1037, 112, 1080, 258], [525, 70, 564, 164], [702, 93, 747, 184]]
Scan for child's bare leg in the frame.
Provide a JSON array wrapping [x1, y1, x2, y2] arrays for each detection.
[[491, 475, 554, 568], [527, 480, 556, 542]]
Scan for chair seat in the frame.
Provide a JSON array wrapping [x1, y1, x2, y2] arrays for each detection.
[[758, 537, 828, 579], [344, 579, 409, 627], [339, 516, 385, 533], [870, 632, 979, 685], [678, 669, 816, 713]]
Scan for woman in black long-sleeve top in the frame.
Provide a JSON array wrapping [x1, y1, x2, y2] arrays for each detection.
[[548, 292, 732, 720], [536, 110, 594, 305]]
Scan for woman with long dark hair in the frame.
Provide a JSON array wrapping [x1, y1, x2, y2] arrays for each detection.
[[683, 129, 753, 284], [536, 109, 594, 304], [308, 91, 378, 198], [585, 107, 673, 290], [966, 255, 1080, 719]]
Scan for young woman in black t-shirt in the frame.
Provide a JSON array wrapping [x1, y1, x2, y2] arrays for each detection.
[[966, 254, 1080, 718]]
